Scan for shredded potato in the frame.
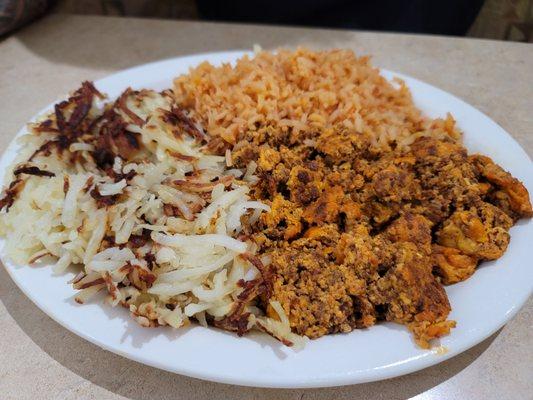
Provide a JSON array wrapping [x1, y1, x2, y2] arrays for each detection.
[[0, 81, 299, 347]]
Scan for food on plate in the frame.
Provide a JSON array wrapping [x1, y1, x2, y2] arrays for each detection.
[[1, 49, 531, 348], [0, 82, 302, 347]]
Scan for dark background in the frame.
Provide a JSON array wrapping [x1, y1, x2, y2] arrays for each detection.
[[197, 0, 484, 36], [2, 0, 533, 41]]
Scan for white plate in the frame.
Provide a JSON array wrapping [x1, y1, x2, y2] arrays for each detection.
[[1, 51, 532, 389]]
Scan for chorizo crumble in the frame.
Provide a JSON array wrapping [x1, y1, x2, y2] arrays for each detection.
[[230, 127, 531, 347]]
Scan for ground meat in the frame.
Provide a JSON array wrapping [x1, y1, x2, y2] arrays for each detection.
[[381, 213, 433, 253], [368, 242, 455, 348], [264, 224, 380, 337], [436, 202, 513, 260], [469, 154, 533, 220], [260, 194, 303, 240], [235, 125, 531, 347], [315, 127, 372, 164], [431, 244, 478, 285], [302, 185, 345, 225], [287, 166, 322, 205]]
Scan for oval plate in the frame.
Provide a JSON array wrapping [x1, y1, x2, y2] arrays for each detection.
[[1, 51, 532, 388]]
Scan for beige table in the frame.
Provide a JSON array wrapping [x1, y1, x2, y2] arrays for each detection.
[[0, 14, 531, 400]]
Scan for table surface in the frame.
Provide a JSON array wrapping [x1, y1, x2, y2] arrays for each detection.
[[0, 13, 531, 400]]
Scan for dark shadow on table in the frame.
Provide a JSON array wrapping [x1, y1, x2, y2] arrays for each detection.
[[0, 263, 498, 400], [12, 14, 361, 71]]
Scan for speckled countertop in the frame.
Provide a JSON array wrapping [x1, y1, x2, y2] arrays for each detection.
[[0, 14, 531, 400]]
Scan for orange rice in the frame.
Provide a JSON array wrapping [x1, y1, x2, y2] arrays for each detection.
[[173, 48, 460, 149]]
